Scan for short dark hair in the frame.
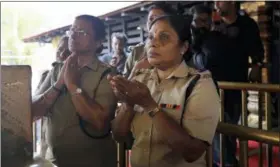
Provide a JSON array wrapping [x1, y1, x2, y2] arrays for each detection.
[[149, 14, 193, 61], [148, 2, 177, 15], [111, 32, 128, 45], [75, 15, 106, 41], [75, 15, 105, 53], [190, 4, 212, 16]]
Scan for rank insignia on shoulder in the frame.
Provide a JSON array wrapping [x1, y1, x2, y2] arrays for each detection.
[[201, 73, 212, 79], [160, 103, 181, 110], [134, 69, 151, 75]]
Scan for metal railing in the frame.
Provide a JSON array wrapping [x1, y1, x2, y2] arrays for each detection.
[[119, 82, 280, 167], [213, 81, 280, 167]]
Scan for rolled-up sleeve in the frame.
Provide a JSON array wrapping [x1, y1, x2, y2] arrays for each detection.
[[183, 77, 220, 144]]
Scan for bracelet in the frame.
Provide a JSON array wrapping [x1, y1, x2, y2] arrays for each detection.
[[52, 84, 62, 93]]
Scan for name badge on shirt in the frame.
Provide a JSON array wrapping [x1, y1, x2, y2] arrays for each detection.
[[159, 103, 181, 110]]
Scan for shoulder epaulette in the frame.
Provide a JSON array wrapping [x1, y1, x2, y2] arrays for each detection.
[[135, 42, 145, 47], [198, 70, 212, 80], [99, 61, 111, 68], [134, 68, 152, 76], [188, 67, 212, 79], [188, 67, 200, 76]]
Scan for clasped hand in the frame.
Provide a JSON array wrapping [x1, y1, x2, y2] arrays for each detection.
[[107, 75, 157, 110], [56, 53, 81, 90]]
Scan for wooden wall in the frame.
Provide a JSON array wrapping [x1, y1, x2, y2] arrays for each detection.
[[102, 16, 145, 54], [101, 1, 202, 55]]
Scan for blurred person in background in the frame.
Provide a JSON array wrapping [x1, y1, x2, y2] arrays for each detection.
[[99, 32, 128, 74], [35, 36, 70, 93], [213, 1, 264, 166]]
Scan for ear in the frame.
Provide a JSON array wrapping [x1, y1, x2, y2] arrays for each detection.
[[180, 41, 189, 55]]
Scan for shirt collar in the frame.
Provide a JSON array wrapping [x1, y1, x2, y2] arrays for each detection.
[[150, 61, 190, 81], [166, 61, 190, 79], [84, 56, 100, 71]]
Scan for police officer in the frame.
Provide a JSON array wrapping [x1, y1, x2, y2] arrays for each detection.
[[32, 15, 117, 167], [110, 15, 220, 167], [123, 2, 178, 78], [99, 32, 128, 74], [189, 4, 237, 82], [214, 1, 264, 83]]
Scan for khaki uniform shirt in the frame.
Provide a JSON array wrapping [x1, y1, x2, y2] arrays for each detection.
[[45, 59, 117, 167], [129, 61, 220, 167], [123, 43, 146, 78]]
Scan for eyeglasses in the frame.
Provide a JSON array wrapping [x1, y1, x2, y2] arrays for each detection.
[[66, 29, 90, 37]]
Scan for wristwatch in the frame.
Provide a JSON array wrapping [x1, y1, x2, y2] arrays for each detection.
[[71, 87, 83, 95], [148, 107, 161, 118]]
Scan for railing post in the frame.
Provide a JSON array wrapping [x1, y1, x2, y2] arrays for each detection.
[[33, 122, 36, 154], [239, 90, 248, 167], [206, 146, 213, 167], [126, 150, 130, 167], [117, 143, 126, 167], [265, 92, 273, 167], [258, 91, 263, 167], [219, 89, 225, 167]]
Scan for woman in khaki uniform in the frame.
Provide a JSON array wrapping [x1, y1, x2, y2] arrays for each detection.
[[123, 2, 178, 78], [32, 15, 117, 167], [109, 15, 220, 167]]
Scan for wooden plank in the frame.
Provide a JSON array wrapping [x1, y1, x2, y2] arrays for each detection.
[[127, 20, 141, 29], [103, 43, 108, 48], [241, 2, 266, 11], [127, 36, 142, 44], [108, 24, 111, 52], [122, 19, 126, 34], [127, 29, 141, 36], [101, 49, 109, 54], [111, 24, 123, 32], [129, 42, 140, 47]]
